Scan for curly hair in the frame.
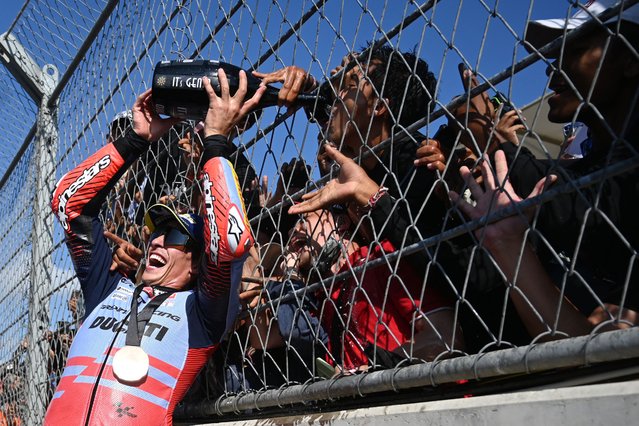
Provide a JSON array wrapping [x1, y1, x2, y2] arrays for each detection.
[[359, 44, 436, 128]]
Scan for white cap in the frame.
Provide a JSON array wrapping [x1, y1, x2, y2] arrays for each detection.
[[525, 0, 639, 51]]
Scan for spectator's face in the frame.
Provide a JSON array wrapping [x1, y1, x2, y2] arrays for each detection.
[[286, 210, 336, 272], [546, 29, 630, 124], [327, 57, 382, 158], [60, 333, 71, 346], [141, 229, 197, 290]]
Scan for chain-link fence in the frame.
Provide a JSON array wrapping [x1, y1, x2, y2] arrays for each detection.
[[0, 0, 638, 424]]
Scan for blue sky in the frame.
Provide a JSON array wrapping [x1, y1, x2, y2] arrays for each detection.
[[221, 0, 574, 183], [0, 0, 578, 339], [1, 0, 575, 183], [0, 1, 575, 121], [0, 1, 23, 35]]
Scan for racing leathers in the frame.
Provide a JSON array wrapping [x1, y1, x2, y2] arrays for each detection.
[[45, 130, 253, 425]]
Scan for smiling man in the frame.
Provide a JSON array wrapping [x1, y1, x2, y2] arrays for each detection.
[[468, 0, 639, 339], [258, 48, 464, 368], [525, 0, 639, 155], [45, 68, 263, 425]]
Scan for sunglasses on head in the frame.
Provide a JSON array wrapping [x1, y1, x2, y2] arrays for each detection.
[[149, 227, 195, 252]]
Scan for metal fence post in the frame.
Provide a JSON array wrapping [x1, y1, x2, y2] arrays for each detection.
[[1, 31, 59, 425], [25, 63, 59, 424]]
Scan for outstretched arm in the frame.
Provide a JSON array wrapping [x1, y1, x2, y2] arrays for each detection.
[[51, 90, 177, 311], [195, 68, 259, 342], [52, 90, 178, 230], [450, 151, 637, 338], [288, 144, 380, 216], [252, 66, 317, 109]]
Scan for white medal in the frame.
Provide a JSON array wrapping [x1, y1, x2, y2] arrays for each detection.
[[114, 285, 174, 385], [112, 345, 149, 384]]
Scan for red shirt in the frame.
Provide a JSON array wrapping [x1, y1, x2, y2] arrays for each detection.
[[323, 239, 452, 371]]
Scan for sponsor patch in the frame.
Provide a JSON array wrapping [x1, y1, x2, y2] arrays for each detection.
[[111, 284, 134, 301], [202, 173, 220, 265], [57, 155, 111, 230], [227, 205, 245, 254]]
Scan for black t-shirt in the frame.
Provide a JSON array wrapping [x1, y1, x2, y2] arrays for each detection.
[[366, 132, 531, 351], [367, 131, 447, 253], [502, 140, 639, 314]]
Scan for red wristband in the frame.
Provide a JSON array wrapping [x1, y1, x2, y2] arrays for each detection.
[[358, 186, 388, 214]]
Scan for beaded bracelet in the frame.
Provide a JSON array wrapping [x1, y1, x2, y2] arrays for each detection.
[[358, 186, 388, 215]]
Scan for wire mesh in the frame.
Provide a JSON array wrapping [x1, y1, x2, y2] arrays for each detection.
[[0, 0, 637, 424]]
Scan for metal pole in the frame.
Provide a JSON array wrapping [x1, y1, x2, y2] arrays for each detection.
[[25, 63, 59, 425]]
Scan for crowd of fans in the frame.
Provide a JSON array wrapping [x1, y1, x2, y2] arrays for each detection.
[[3, 1, 637, 419], [0, 290, 82, 425]]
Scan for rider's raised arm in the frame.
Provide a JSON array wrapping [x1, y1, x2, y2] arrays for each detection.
[[50, 129, 148, 313], [50, 89, 177, 313], [194, 134, 254, 343]]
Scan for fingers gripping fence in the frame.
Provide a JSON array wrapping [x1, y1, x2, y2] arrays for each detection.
[[0, 0, 636, 423]]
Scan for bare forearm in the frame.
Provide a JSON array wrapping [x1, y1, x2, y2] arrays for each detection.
[[489, 239, 594, 339], [393, 310, 464, 361]]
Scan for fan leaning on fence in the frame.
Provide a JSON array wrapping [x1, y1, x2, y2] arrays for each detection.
[[259, 46, 465, 370], [426, 0, 639, 339], [45, 69, 262, 425]]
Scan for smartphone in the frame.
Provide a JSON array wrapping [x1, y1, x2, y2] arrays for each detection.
[[315, 357, 335, 379]]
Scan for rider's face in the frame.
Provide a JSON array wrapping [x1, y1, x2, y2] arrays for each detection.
[[141, 231, 196, 289]]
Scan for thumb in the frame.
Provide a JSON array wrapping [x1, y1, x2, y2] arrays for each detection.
[[426, 138, 441, 150], [460, 69, 471, 90], [462, 69, 479, 90], [529, 174, 557, 199]]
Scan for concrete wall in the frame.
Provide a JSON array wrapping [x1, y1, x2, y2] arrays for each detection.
[[205, 380, 639, 426]]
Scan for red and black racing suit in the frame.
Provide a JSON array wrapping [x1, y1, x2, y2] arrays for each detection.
[[45, 130, 253, 425]]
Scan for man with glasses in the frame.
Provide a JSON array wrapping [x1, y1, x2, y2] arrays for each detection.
[[257, 47, 463, 369], [45, 68, 263, 424], [450, 1, 639, 340]]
